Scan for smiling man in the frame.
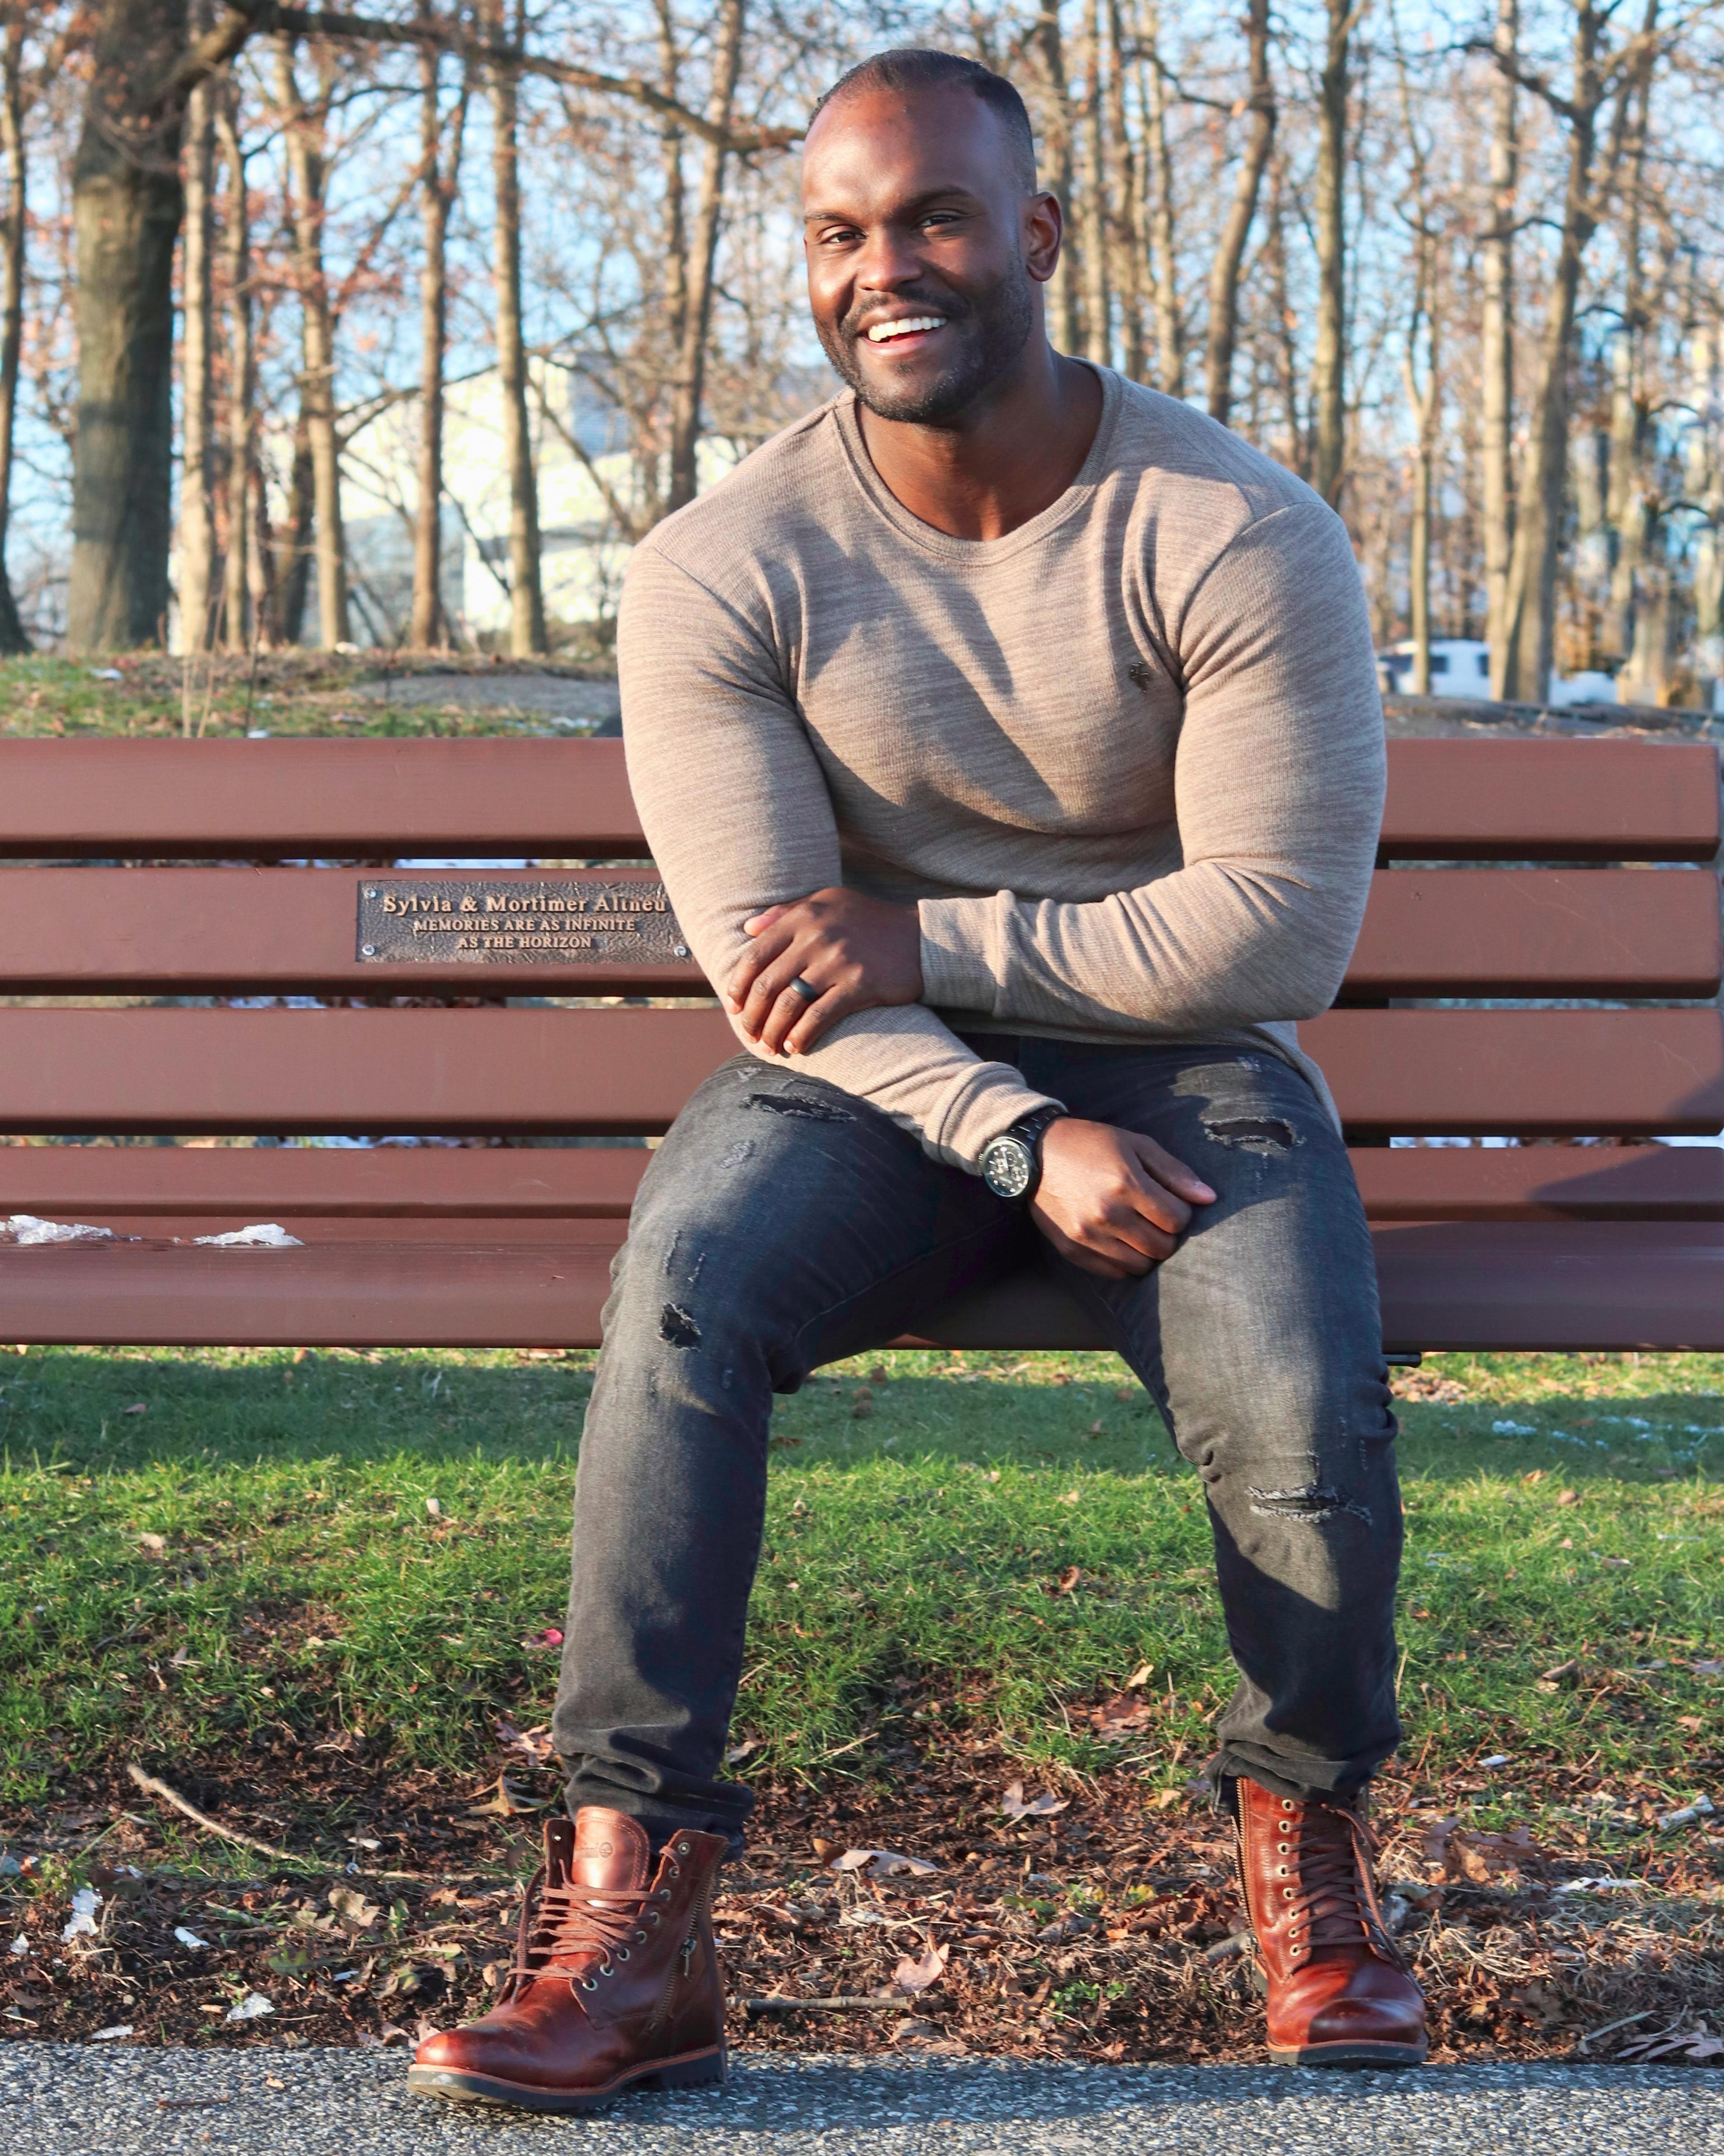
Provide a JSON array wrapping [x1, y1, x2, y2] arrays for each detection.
[[411, 48, 1422, 2114]]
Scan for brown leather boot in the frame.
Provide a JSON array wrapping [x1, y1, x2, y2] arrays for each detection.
[[408, 1809, 728, 2112], [1233, 1777, 1428, 2067]]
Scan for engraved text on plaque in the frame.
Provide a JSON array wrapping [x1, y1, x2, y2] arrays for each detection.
[[357, 878, 689, 965]]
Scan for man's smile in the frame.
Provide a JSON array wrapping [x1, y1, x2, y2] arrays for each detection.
[[863, 314, 948, 346]]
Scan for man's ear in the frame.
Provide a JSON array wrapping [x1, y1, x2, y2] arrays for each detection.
[[1023, 190, 1064, 286]]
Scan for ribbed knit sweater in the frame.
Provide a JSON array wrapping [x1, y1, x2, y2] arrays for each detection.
[[617, 366, 1385, 1170]]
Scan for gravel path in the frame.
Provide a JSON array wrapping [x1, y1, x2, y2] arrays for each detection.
[[1, 2046, 1719, 2156]]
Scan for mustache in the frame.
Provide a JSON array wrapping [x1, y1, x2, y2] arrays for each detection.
[[840, 287, 970, 346]]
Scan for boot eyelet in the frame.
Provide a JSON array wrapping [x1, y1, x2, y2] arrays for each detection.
[[657, 1890, 671, 1902], [648, 1909, 662, 1923], [667, 1863, 681, 1879], [633, 1930, 647, 1942], [581, 1979, 597, 1992], [599, 1963, 613, 1978], [1281, 1798, 1294, 1810], [616, 1947, 630, 1961], [1282, 1887, 1293, 1899], [1276, 1865, 1287, 1876]]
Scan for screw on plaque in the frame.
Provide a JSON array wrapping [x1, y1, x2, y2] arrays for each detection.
[[361, 944, 376, 957]]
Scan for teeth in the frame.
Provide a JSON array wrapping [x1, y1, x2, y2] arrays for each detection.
[[866, 316, 946, 343]]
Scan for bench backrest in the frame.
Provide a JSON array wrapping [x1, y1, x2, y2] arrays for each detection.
[[0, 735, 1716, 1228]]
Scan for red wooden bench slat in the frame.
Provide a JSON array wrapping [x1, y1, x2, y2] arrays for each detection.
[[0, 866, 701, 996], [1301, 1008, 1724, 1136], [0, 1005, 1717, 1136], [3, 1221, 1720, 1352], [3, 1138, 1723, 1224], [0, 739, 651, 860], [1378, 739, 1720, 861], [0, 736, 1712, 861], [0, 1146, 650, 1216], [1, 864, 1714, 999], [1342, 868, 1720, 998]]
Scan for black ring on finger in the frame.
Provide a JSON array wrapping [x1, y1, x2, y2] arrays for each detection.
[[787, 975, 820, 1001]]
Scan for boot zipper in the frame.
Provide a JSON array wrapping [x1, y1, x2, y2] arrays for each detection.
[[679, 1934, 696, 1978]]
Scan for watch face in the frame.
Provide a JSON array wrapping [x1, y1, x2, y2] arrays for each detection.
[[983, 1135, 1035, 1199]]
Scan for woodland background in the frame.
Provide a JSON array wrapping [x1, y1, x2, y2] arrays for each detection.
[[1, 0, 1723, 706]]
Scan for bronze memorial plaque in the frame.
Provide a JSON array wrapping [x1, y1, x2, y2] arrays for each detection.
[[356, 878, 689, 966]]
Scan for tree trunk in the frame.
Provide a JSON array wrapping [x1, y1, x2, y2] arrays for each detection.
[[66, 0, 189, 654], [1481, 0, 1518, 697], [1404, 263, 1440, 694], [1687, 318, 1723, 711], [1605, 55, 1654, 692], [1266, 154, 1305, 476], [1104, 0, 1142, 379], [277, 36, 348, 648], [1079, 0, 1111, 367], [486, 2, 545, 654], [412, 47, 463, 649], [1033, 4, 1080, 357], [1311, 0, 1351, 505], [666, 0, 744, 514], [275, 413, 314, 646], [1204, 0, 1275, 427], [1139, 5, 1181, 396], [214, 86, 259, 650], [0, 10, 29, 652], [1499, 2, 1621, 703], [177, 65, 217, 660], [652, 0, 686, 529]]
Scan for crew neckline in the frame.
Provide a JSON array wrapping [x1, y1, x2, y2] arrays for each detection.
[[831, 361, 1123, 566]]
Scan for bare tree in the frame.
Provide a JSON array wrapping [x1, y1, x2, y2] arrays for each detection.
[[177, 29, 218, 663], [214, 81, 266, 650], [1496, 0, 1659, 702], [0, 4, 28, 651], [276, 35, 350, 648], [1030, 4, 1080, 356], [1311, 0, 1359, 505], [483, 0, 545, 654], [1481, 0, 1518, 697], [1204, 0, 1275, 427], [667, 0, 746, 514], [1138, 0, 1181, 395], [66, 0, 188, 653], [411, 42, 465, 649]]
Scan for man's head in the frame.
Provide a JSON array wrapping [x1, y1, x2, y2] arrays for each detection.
[[802, 49, 1060, 427]]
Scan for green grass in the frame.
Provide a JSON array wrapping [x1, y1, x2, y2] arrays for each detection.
[[1, 1346, 1720, 1814], [0, 652, 610, 739]]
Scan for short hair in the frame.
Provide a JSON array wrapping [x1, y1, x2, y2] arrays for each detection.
[[809, 48, 1038, 193]]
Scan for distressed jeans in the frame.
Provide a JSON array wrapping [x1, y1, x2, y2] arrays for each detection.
[[552, 1037, 1403, 1853]]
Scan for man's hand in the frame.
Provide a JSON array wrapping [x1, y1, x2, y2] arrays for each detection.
[[726, 887, 922, 1056], [1029, 1119, 1217, 1279]]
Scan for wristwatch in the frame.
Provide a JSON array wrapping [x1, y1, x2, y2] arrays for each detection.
[[979, 1106, 1065, 1204]]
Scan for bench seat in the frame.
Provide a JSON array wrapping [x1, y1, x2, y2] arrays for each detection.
[[2, 1218, 1721, 1354]]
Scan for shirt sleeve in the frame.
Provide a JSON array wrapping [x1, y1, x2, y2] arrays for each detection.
[[617, 541, 1060, 1170], [916, 501, 1385, 1035]]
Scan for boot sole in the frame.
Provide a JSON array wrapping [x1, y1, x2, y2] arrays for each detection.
[[407, 2045, 727, 2113], [1267, 2038, 1428, 2068]]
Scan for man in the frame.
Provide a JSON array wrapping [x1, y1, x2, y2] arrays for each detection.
[[411, 47, 1424, 2114]]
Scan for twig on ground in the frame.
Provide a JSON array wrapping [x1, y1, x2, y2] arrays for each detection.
[[126, 1765, 312, 1867], [1575, 2006, 1659, 2051], [743, 1994, 921, 2015]]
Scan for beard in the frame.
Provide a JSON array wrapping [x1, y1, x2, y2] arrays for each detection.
[[818, 259, 1037, 424]]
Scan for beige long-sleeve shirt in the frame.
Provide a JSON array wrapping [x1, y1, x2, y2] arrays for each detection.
[[617, 366, 1385, 1171]]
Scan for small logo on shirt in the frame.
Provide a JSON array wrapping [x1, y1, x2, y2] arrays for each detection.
[[1127, 660, 1154, 692]]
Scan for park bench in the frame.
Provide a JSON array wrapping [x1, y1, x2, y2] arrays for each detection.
[[0, 733, 1718, 1355]]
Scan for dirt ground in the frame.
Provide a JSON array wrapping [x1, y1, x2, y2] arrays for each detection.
[[3, 1726, 1720, 2068]]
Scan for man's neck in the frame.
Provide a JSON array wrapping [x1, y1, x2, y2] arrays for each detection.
[[856, 344, 1104, 541]]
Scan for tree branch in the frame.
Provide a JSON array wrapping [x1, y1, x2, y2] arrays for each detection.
[[167, 4, 801, 154]]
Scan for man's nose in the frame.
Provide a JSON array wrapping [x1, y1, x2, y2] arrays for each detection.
[[853, 224, 929, 291]]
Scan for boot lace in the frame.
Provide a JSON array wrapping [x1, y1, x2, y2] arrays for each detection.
[[499, 1856, 678, 2001], [1272, 1801, 1398, 1961]]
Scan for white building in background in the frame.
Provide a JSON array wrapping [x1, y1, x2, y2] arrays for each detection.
[[334, 360, 738, 649], [1378, 636, 1619, 708]]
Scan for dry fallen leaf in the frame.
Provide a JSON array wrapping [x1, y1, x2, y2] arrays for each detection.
[[1556, 1489, 1579, 1507], [1056, 1566, 1084, 1595], [1124, 1662, 1153, 1689], [136, 1533, 166, 1556], [123, 1402, 147, 1415], [1001, 1780, 1069, 1821], [1089, 1692, 1155, 1739], [326, 1887, 382, 1933], [831, 1847, 941, 1878], [891, 1939, 950, 1995]]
